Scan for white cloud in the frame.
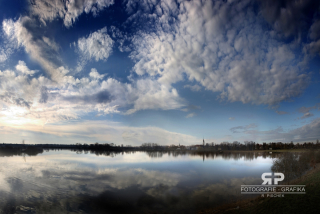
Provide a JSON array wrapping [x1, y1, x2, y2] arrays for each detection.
[[15, 60, 38, 75], [229, 117, 235, 120], [78, 27, 113, 61], [29, 0, 114, 28], [76, 27, 114, 71], [89, 68, 105, 79], [129, 0, 309, 106], [124, 78, 185, 114]]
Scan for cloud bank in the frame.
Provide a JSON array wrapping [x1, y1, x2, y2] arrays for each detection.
[[0, 0, 320, 144], [129, 0, 309, 106]]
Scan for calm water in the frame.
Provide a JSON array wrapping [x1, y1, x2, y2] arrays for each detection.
[[0, 150, 277, 214]]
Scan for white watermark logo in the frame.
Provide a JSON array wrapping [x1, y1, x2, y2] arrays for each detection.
[[261, 172, 284, 185], [241, 172, 305, 197]]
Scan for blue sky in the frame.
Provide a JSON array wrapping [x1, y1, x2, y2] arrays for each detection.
[[0, 0, 320, 146]]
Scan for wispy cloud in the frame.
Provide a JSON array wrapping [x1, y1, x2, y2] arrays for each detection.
[[297, 104, 320, 119], [184, 84, 201, 92], [298, 106, 316, 113], [300, 112, 314, 119], [186, 113, 196, 118], [2, 17, 64, 80], [0, 120, 200, 146], [230, 124, 258, 133], [245, 117, 320, 143], [181, 105, 201, 112]]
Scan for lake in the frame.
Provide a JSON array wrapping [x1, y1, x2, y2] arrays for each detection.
[[0, 150, 277, 213]]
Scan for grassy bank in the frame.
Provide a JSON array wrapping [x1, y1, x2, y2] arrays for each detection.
[[225, 149, 309, 153], [198, 153, 320, 214], [193, 149, 310, 153], [256, 149, 309, 152], [228, 164, 320, 214]]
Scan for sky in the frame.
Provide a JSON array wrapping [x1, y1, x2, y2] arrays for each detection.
[[0, 0, 320, 146]]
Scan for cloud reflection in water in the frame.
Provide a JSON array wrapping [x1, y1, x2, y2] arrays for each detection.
[[0, 151, 274, 213]]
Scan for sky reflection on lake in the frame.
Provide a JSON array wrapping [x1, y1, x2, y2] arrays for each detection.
[[0, 151, 275, 213]]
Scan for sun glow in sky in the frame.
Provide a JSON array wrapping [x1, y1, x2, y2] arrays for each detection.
[[0, 0, 320, 146]]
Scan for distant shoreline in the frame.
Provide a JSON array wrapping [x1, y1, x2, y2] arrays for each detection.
[[0, 143, 314, 153]]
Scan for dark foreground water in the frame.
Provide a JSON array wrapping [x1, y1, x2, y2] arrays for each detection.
[[0, 150, 277, 214]]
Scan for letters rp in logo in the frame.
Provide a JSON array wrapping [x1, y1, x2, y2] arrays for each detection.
[[261, 173, 284, 185]]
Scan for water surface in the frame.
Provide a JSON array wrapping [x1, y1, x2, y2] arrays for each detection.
[[0, 150, 276, 213]]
